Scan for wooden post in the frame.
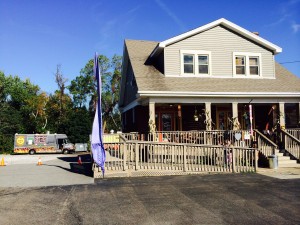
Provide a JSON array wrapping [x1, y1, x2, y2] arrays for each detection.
[[232, 147, 236, 173], [254, 149, 258, 172], [135, 143, 139, 171], [232, 102, 239, 130], [123, 143, 127, 171], [205, 102, 211, 130], [278, 102, 285, 130], [183, 145, 187, 172]]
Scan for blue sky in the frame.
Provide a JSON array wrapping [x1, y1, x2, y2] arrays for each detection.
[[0, 0, 299, 94]]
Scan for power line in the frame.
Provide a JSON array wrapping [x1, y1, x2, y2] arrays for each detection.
[[279, 60, 300, 64]]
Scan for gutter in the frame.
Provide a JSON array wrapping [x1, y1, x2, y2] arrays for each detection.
[[137, 91, 300, 98]]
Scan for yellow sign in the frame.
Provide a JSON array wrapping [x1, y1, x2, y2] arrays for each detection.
[[16, 136, 25, 146]]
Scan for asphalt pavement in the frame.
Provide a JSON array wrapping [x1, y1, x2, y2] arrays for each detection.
[[0, 173, 299, 225], [0, 153, 94, 187]]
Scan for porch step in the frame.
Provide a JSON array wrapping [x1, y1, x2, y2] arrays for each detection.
[[278, 160, 300, 168], [276, 152, 300, 168], [274, 150, 300, 168]]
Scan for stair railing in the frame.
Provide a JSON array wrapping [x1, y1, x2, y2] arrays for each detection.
[[254, 129, 278, 157], [280, 129, 300, 161]]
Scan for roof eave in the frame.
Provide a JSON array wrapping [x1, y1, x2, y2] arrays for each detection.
[[150, 18, 282, 56], [138, 91, 299, 98]]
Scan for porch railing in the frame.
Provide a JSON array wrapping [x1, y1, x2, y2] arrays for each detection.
[[281, 129, 300, 161], [286, 128, 300, 140], [254, 129, 278, 157], [147, 130, 253, 147], [95, 140, 258, 178]]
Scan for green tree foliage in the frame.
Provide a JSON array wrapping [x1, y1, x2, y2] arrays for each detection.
[[46, 90, 73, 134], [64, 107, 92, 143], [0, 53, 122, 153], [0, 71, 45, 153], [68, 54, 122, 132]]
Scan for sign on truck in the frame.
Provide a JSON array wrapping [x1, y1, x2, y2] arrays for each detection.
[[14, 133, 75, 155]]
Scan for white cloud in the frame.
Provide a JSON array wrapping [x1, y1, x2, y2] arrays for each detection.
[[292, 23, 300, 33], [154, 0, 186, 32]]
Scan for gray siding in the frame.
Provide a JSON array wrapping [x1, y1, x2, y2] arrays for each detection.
[[164, 25, 275, 78], [124, 62, 138, 105]]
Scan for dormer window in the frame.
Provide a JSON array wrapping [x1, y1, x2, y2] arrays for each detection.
[[233, 52, 261, 77], [183, 54, 194, 73], [181, 50, 211, 76]]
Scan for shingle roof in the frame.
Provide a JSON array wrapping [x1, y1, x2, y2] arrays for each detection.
[[125, 39, 300, 95]]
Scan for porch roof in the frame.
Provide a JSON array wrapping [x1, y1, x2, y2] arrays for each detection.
[[125, 39, 300, 96]]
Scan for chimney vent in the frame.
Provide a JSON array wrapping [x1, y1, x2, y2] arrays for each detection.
[[252, 32, 259, 36]]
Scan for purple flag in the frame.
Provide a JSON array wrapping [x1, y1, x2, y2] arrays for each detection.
[[91, 52, 106, 175]]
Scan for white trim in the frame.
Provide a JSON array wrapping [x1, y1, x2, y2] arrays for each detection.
[[151, 18, 282, 57], [180, 50, 212, 76], [138, 91, 300, 98], [232, 52, 262, 77]]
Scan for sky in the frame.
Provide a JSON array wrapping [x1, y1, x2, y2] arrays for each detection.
[[0, 0, 299, 94]]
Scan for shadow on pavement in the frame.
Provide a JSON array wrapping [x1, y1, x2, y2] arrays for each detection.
[[44, 154, 93, 177]]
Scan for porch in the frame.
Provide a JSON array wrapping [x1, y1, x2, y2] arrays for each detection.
[[96, 128, 300, 178]]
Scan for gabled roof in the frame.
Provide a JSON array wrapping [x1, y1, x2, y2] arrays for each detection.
[[150, 18, 282, 57], [124, 39, 300, 98]]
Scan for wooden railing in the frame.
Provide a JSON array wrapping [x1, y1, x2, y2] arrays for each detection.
[[95, 141, 258, 178], [281, 129, 300, 161], [286, 128, 300, 140], [254, 129, 278, 157], [147, 130, 252, 147]]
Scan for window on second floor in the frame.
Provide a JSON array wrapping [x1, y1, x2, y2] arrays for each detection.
[[233, 52, 261, 77], [181, 50, 211, 76]]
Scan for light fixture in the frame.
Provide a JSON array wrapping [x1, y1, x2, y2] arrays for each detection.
[[194, 107, 199, 121]]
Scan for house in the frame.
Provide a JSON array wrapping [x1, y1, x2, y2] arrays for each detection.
[[119, 18, 300, 135]]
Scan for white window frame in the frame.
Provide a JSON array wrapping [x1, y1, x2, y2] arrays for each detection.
[[233, 52, 262, 77], [180, 50, 212, 76]]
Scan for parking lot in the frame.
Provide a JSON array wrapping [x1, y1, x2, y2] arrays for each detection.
[[0, 153, 94, 187]]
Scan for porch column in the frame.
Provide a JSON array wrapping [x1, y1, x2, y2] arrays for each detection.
[[205, 102, 212, 130], [232, 102, 239, 130], [279, 102, 285, 128], [149, 102, 156, 132]]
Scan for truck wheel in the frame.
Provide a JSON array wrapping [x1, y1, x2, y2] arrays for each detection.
[[29, 149, 35, 155], [63, 149, 69, 154]]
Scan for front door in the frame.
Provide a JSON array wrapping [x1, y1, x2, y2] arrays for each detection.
[[156, 112, 175, 131], [216, 109, 232, 130]]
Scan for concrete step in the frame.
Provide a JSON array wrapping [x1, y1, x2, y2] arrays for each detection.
[[278, 156, 293, 162], [278, 160, 300, 168]]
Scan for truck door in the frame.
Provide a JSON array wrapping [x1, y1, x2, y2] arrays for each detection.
[[57, 139, 64, 149]]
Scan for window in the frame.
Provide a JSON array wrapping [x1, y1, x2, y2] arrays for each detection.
[[249, 57, 259, 75], [235, 56, 246, 75], [183, 54, 194, 74], [233, 52, 261, 76], [181, 50, 211, 75], [198, 55, 209, 74]]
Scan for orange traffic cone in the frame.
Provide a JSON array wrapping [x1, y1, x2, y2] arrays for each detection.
[[0, 157, 6, 166], [37, 157, 42, 166], [78, 156, 82, 165]]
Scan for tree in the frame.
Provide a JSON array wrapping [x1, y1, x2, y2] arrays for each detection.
[[54, 64, 69, 123], [68, 54, 122, 133], [46, 90, 73, 133]]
